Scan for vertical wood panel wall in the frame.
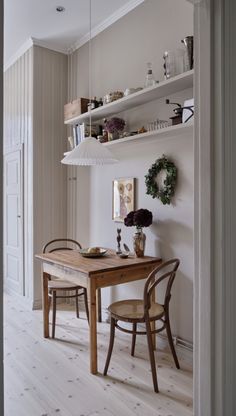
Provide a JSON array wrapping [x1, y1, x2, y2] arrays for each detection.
[[4, 46, 68, 306], [33, 46, 68, 304], [4, 49, 33, 151], [67, 54, 91, 248]]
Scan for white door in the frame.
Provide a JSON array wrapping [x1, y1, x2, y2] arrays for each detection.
[[4, 149, 24, 295]]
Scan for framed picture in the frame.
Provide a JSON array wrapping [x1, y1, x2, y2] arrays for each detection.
[[112, 178, 135, 222]]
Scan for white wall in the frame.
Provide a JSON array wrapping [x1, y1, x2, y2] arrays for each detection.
[[69, 0, 194, 342]]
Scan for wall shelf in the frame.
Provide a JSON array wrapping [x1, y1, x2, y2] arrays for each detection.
[[64, 70, 194, 125], [103, 122, 193, 146], [64, 122, 193, 157]]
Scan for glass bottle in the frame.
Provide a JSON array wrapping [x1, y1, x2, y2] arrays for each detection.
[[98, 97, 103, 107], [145, 62, 155, 88], [92, 97, 98, 109]]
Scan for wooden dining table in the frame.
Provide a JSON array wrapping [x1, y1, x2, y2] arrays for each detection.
[[36, 249, 162, 374]]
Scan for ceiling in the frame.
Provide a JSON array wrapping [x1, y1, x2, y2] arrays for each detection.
[[4, 0, 142, 67]]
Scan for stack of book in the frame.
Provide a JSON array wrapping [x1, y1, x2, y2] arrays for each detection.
[[72, 123, 101, 147]]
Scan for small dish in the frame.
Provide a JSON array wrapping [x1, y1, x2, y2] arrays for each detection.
[[119, 252, 129, 259], [124, 87, 143, 96], [79, 248, 107, 258]]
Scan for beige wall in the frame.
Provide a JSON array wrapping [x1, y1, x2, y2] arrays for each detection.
[[69, 0, 194, 342]]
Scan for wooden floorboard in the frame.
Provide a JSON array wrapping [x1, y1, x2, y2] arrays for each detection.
[[4, 294, 193, 416]]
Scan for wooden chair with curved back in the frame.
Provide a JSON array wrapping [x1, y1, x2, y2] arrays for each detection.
[[42, 238, 89, 338], [103, 258, 180, 393]]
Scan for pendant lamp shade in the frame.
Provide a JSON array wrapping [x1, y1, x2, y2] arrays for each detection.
[[61, 137, 118, 166], [61, 0, 118, 167]]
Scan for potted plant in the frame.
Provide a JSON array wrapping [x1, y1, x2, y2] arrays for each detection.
[[104, 117, 125, 141], [124, 208, 153, 257]]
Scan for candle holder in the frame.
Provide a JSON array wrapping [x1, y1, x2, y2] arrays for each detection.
[[116, 228, 122, 254]]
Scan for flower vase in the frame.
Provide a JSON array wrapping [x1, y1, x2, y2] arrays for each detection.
[[108, 130, 120, 141], [133, 228, 146, 257]]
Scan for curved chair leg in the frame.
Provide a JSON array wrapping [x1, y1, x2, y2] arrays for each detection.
[[83, 289, 89, 323], [52, 291, 57, 339], [75, 289, 79, 318], [165, 312, 180, 369], [103, 317, 116, 375], [145, 318, 159, 393], [131, 323, 137, 356]]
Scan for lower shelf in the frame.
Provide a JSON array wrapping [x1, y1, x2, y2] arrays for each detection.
[[103, 122, 193, 146], [62, 122, 194, 157]]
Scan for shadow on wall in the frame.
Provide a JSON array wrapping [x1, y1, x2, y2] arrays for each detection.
[[151, 218, 193, 256], [172, 269, 193, 341], [152, 218, 193, 340]]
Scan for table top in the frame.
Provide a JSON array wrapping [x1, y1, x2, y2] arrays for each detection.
[[35, 249, 161, 276]]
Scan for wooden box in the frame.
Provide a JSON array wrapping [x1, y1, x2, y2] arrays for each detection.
[[64, 98, 89, 121]]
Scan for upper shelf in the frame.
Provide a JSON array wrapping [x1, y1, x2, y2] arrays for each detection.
[[65, 70, 194, 125]]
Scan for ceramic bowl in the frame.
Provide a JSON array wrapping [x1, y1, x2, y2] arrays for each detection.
[[79, 248, 107, 258]]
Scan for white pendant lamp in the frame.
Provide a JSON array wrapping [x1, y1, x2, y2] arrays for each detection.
[[61, 0, 118, 166], [61, 136, 118, 165]]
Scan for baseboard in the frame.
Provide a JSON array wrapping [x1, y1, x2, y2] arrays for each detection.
[[158, 332, 193, 352], [32, 299, 42, 310], [4, 287, 35, 310]]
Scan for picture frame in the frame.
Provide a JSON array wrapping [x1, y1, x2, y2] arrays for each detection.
[[112, 178, 135, 222]]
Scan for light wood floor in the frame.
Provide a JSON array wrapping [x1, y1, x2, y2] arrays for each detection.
[[4, 294, 193, 416]]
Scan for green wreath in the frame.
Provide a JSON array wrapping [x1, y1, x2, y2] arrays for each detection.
[[145, 155, 177, 205]]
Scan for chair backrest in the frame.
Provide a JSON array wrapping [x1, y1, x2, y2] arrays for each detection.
[[42, 238, 82, 253], [143, 259, 180, 315]]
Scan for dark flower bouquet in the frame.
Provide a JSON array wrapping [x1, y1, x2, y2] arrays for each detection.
[[124, 209, 153, 231], [104, 117, 125, 133]]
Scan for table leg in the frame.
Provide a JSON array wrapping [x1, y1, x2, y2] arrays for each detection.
[[89, 279, 98, 374], [97, 288, 102, 322], [42, 271, 50, 338]]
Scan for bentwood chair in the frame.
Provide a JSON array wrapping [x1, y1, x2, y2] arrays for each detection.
[[103, 258, 180, 393], [42, 238, 89, 338]]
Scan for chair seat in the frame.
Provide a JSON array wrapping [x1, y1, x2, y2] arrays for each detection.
[[108, 299, 164, 321], [48, 279, 81, 291]]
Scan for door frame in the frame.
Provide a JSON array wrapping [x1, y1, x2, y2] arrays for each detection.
[[0, 1, 3, 414], [3, 144, 24, 296], [194, 0, 236, 414]]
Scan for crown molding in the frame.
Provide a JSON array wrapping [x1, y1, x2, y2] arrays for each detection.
[[4, 37, 34, 71], [186, 0, 203, 3], [30, 37, 68, 55], [4, 37, 68, 72], [68, 0, 145, 54]]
